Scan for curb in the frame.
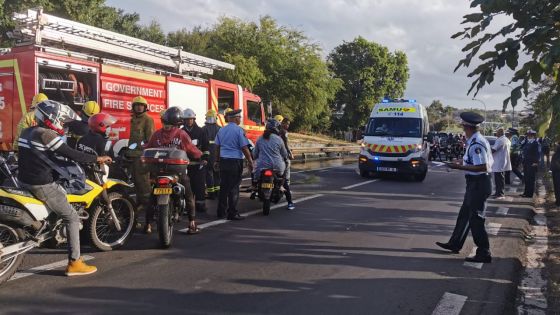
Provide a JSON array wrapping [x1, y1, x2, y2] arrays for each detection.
[[516, 177, 549, 314]]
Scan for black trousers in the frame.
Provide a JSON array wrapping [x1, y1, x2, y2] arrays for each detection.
[[448, 174, 492, 257], [206, 152, 221, 195], [506, 153, 523, 185], [217, 158, 244, 217], [188, 164, 207, 209], [553, 170, 560, 205], [494, 172, 505, 197], [523, 163, 537, 197]]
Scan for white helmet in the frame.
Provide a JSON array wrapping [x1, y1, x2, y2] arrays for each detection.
[[35, 100, 80, 135], [183, 108, 196, 119]]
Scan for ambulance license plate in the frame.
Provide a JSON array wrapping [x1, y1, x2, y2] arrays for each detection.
[[153, 188, 172, 195], [261, 183, 274, 189], [377, 167, 397, 172]]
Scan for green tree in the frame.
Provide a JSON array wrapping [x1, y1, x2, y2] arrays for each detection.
[[453, 0, 560, 112], [426, 100, 458, 131], [168, 16, 341, 131], [327, 37, 409, 130]]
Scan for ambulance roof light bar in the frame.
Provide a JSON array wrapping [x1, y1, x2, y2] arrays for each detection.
[[12, 8, 235, 75], [382, 98, 416, 103]]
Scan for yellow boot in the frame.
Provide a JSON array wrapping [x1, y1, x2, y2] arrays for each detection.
[[65, 257, 97, 277]]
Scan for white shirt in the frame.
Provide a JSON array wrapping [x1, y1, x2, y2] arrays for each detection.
[[491, 135, 512, 172], [463, 131, 494, 175]]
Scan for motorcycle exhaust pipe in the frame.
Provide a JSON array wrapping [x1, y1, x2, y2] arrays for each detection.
[[173, 185, 184, 195]]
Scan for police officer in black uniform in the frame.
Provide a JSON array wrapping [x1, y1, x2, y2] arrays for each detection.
[[182, 108, 210, 213], [521, 129, 540, 198], [436, 112, 493, 263]]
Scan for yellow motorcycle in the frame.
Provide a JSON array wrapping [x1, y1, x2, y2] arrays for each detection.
[[0, 156, 135, 285]]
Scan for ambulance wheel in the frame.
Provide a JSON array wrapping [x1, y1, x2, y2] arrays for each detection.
[[360, 170, 370, 178]]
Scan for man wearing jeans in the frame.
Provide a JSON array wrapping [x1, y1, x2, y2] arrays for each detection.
[[214, 109, 254, 220], [491, 128, 511, 199]]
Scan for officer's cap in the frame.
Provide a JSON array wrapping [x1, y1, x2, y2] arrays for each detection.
[[527, 129, 537, 135], [460, 112, 484, 127], [225, 109, 242, 118], [506, 128, 518, 134]]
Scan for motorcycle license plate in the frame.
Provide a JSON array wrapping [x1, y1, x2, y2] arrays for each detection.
[[261, 183, 274, 189], [377, 167, 397, 172], [153, 188, 172, 195]]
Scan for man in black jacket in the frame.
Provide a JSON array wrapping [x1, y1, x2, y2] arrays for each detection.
[[521, 130, 540, 198], [182, 108, 210, 213], [18, 100, 112, 276]]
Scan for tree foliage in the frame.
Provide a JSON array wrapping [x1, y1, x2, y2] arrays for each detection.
[[454, 0, 560, 112], [168, 17, 342, 131], [327, 37, 409, 130], [426, 100, 457, 131]]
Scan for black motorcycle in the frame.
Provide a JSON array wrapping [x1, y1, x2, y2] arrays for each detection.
[[142, 147, 188, 249], [254, 169, 284, 216]]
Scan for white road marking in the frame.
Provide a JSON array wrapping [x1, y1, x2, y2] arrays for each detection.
[[487, 222, 502, 236], [496, 207, 509, 216], [463, 247, 483, 269], [432, 161, 445, 167], [10, 255, 95, 281], [179, 194, 324, 232], [342, 179, 379, 190], [507, 187, 518, 193], [431, 292, 468, 315]]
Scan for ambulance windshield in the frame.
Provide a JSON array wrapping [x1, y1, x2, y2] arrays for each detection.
[[366, 117, 422, 138]]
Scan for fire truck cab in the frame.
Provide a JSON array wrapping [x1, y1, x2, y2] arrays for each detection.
[[0, 8, 266, 152]]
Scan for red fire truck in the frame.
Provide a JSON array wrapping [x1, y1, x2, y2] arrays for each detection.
[[0, 8, 266, 152]]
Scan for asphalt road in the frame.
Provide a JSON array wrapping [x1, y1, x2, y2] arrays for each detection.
[[0, 160, 533, 315]]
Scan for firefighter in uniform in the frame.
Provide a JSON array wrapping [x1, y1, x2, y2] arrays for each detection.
[[12, 93, 48, 151], [202, 109, 221, 199], [126, 96, 155, 233], [182, 108, 210, 213], [66, 101, 101, 148], [436, 112, 493, 263]]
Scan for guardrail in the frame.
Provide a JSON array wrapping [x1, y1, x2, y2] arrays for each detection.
[[291, 145, 361, 162]]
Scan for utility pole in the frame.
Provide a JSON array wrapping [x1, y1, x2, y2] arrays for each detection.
[[501, 84, 515, 128]]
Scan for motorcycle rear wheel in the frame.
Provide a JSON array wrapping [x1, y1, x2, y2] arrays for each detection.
[[0, 223, 25, 285], [263, 199, 271, 216], [158, 204, 173, 249]]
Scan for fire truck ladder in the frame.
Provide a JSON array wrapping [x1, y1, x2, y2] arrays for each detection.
[[11, 8, 234, 75]]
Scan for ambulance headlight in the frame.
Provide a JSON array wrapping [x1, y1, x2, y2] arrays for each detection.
[[412, 144, 423, 153]]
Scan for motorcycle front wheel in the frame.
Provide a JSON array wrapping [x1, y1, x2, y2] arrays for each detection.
[[158, 203, 174, 249], [88, 192, 135, 251], [0, 223, 25, 285]]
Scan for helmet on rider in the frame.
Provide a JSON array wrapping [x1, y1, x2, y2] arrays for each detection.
[[82, 101, 101, 118], [183, 108, 196, 119], [34, 100, 80, 135], [132, 96, 148, 114], [31, 93, 48, 108], [266, 118, 281, 134], [161, 107, 183, 126], [88, 113, 117, 135], [274, 115, 284, 123]]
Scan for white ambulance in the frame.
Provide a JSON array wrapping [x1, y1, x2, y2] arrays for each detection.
[[358, 99, 430, 181]]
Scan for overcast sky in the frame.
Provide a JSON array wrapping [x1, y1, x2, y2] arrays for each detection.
[[106, 0, 519, 110]]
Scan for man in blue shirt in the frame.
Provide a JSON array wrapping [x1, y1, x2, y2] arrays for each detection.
[[214, 109, 254, 220], [436, 112, 493, 263]]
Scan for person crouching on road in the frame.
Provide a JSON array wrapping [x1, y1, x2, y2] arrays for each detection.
[[145, 107, 202, 234], [182, 108, 210, 213], [202, 109, 221, 199], [436, 111, 493, 263], [214, 109, 254, 220], [491, 128, 511, 199], [18, 100, 112, 276], [126, 96, 155, 234]]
